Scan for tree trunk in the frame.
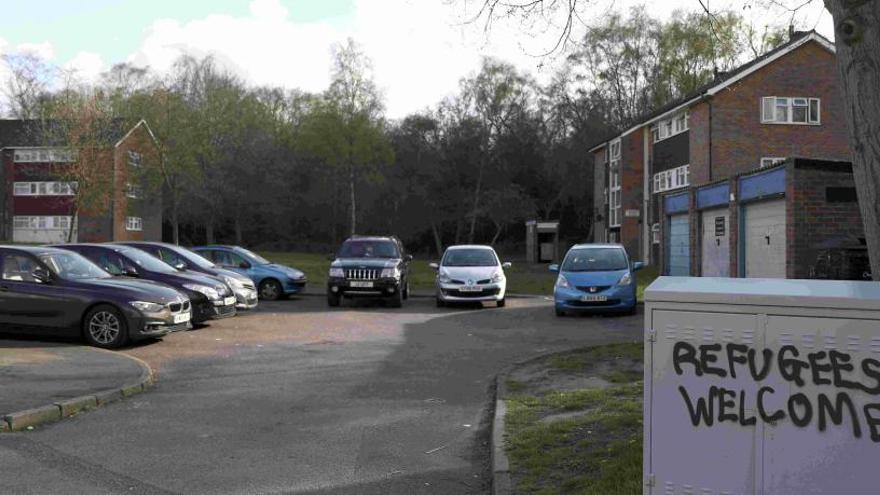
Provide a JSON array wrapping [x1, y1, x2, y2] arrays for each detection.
[[171, 199, 180, 245], [234, 216, 243, 246], [431, 222, 444, 258], [349, 163, 357, 236], [490, 222, 504, 246], [468, 157, 486, 243], [206, 220, 215, 245], [454, 218, 462, 244], [67, 205, 78, 243], [825, 0, 880, 280]]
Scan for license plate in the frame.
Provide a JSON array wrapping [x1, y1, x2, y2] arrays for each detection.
[[459, 286, 482, 292], [350, 281, 373, 288], [173, 312, 191, 324], [580, 295, 608, 302], [224, 296, 236, 306]]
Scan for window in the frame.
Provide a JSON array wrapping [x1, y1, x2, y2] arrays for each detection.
[[125, 182, 142, 199], [12, 216, 72, 230], [652, 223, 661, 244], [652, 164, 690, 194], [652, 111, 690, 143], [2, 254, 40, 282], [125, 217, 143, 232], [128, 151, 143, 168], [13, 148, 76, 163], [12, 182, 76, 196], [760, 157, 786, 168], [609, 170, 621, 227], [762, 97, 821, 124]]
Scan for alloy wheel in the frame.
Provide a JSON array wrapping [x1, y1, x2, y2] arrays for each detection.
[[88, 311, 121, 345]]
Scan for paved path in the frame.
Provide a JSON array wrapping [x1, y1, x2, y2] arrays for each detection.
[[0, 339, 145, 416], [0, 297, 642, 494]]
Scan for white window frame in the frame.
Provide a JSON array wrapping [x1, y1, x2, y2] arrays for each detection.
[[761, 96, 821, 125], [652, 111, 690, 143], [12, 216, 72, 231], [125, 182, 142, 199], [13, 148, 76, 163], [760, 157, 786, 168], [608, 139, 622, 228], [652, 164, 690, 194], [125, 216, 143, 232], [12, 181, 76, 196], [128, 151, 143, 168]]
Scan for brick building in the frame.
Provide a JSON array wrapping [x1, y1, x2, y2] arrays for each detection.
[[588, 31, 866, 279], [0, 119, 162, 244]]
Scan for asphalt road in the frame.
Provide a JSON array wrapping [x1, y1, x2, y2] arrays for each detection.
[[0, 296, 642, 495]]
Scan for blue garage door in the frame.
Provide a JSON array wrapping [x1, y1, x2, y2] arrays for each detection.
[[667, 214, 690, 276]]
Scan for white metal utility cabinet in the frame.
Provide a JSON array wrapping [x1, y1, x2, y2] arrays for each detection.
[[643, 277, 880, 495]]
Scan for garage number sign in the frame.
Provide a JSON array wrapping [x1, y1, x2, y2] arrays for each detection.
[[714, 217, 725, 237]]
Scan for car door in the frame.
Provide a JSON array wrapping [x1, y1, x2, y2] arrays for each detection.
[[0, 252, 72, 329], [215, 250, 250, 278]]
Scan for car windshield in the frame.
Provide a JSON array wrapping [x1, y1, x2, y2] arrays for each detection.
[[561, 248, 629, 272], [237, 248, 271, 265], [120, 247, 177, 273], [337, 240, 399, 259], [174, 246, 216, 269], [39, 252, 111, 280], [442, 249, 498, 267]]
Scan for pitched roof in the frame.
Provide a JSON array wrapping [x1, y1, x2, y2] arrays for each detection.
[[587, 31, 836, 152]]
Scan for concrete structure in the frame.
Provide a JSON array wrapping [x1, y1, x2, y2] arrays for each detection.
[[0, 119, 162, 243], [589, 31, 862, 278]]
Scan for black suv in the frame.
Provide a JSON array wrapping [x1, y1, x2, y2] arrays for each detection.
[[327, 236, 412, 307]]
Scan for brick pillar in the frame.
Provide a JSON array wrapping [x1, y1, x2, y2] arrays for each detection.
[[689, 188, 699, 276], [729, 178, 739, 277]]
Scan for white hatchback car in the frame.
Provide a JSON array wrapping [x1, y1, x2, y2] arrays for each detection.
[[431, 245, 510, 307]]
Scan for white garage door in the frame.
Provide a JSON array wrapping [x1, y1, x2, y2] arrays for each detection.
[[744, 199, 786, 278], [667, 214, 690, 276], [701, 208, 729, 277]]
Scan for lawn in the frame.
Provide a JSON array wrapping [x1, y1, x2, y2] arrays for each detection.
[[257, 251, 660, 299], [503, 343, 644, 495]]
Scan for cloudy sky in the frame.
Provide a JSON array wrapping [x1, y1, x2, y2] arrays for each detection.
[[0, 0, 834, 118]]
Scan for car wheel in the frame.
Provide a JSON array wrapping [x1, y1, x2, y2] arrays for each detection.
[[388, 287, 404, 308], [83, 305, 129, 349], [555, 307, 566, 317], [259, 279, 282, 301], [327, 291, 341, 307], [497, 298, 506, 308]]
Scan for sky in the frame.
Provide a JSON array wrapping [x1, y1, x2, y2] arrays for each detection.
[[0, 0, 835, 119]]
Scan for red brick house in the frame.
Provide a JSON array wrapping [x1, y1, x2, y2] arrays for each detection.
[[589, 31, 866, 279], [0, 119, 162, 244]]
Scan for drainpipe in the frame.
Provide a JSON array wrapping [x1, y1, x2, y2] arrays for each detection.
[[708, 100, 713, 182]]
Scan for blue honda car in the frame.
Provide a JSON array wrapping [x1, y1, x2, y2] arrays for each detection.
[[193, 245, 307, 300], [550, 244, 644, 316]]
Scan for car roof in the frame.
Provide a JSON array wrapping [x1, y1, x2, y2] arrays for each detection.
[[344, 236, 396, 242], [446, 244, 495, 251], [197, 245, 238, 250], [569, 243, 625, 250], [0, 245, 74, 257]]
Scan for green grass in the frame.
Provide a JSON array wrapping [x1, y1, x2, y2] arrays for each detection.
[[257, 251, 660, 298], [503, 342, 644, 495]]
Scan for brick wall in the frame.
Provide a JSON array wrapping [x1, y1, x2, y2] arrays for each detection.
[[708, 41, 850, 182], [619, 130, 644, 258], [592, 148, 607, 242], [688, 102, 711, 185], [113, 123, 161, 241]]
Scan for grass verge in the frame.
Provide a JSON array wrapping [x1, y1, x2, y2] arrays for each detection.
[[503, 343, 643, 495], [257, 252, 660, 298]]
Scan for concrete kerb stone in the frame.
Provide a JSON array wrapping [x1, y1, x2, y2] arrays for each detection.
[[1, 349, 155, 433]]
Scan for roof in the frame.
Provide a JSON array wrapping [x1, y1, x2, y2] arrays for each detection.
[[587, 31, 836, 153]]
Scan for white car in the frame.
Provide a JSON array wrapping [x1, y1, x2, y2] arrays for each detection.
[[430, 245, 510, 307]]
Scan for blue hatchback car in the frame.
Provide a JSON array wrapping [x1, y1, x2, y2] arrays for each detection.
[[193, 245, 307, 300], [550, 244, 644, 316]]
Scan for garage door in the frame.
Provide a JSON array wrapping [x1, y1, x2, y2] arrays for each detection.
[[667, 214, 690, 276], [701, 208, 729, 277], [743, 199, 786, 278]]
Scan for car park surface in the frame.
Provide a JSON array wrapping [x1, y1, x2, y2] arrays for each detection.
[[194, 245, 307, 300], [0, 245, 191, 348], [0, 296, 641, 494], [53, 244, 237, 324], [119, 242, 259, 310]]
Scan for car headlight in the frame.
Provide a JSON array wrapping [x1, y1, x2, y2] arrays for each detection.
[[618, 272, 632, 286], [288, 270, 305, 280], [329, 267, 344, 278], [438, 270, 452, 283], [555, 275, 570, 289], [129, 301, 164, 313], [183, 283, 220, 300], [380, 267, 400, 279], [491, 271, 504, 283], [223, 275, 244, 289]]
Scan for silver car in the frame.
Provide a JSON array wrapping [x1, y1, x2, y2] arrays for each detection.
[[431, 245, 510, 307]]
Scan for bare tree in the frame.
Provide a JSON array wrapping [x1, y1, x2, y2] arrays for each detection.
[[2, 52, 55, 118]]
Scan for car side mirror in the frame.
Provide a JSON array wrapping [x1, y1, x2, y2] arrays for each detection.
[[32, 267, 52, 284], [501, 262, 512, 269], [632, 261, 645, 272], [174, 262, 186, 271], [548, 264, 559, 273], [429, 262, 439, 270], [239, 261, 251, 269]]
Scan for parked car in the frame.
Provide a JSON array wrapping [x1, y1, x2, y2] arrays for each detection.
[[326, 236, 412, 307], [430, 245, 510, 307], [0, 245, 192, 348], [193, 245, 307, 301], [53, 244, 236, 324], [550, 243, 644, 316], [118, 242, 258, 310]]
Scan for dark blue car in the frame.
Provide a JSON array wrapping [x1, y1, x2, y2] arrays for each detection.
[[193, 246, 307, 300], [550, 244, 644, 316], [0, 245, 192, 348]]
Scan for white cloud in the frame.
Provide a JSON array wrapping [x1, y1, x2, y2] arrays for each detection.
[[64, 51, 106, 84], [15, 41, 55, 61]]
